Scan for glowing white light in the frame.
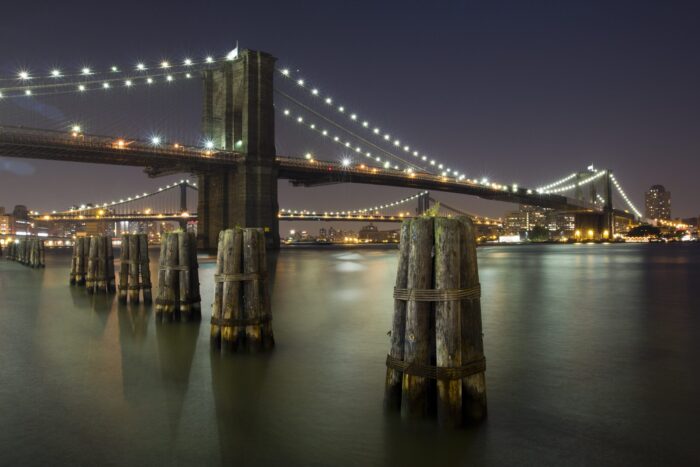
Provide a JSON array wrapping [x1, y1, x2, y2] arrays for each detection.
[[71, 125, 81, 133], [283, 109, 290, 115], [151, 136, 161, 146], [184, 58, 193, 66], [82, 67, 91, 75], [111, 66, 119, 72], [297, 116, 303, 123], [297, 79, 304, 86], [147, 78, 153, 84], [136, 63, 146, 70], [204, 140, 214, 149], [102, 82, 110, 89], [338, 106, 345, 112], [51, 69, 61, 77], [78, 85, 86, 91], [350, 114, 357, 120], [125, 80, 132, 87], [341, 158, 351, 167], [205, 56, 214, 63], [166, 75, 173, 81], [384, 134, 390, 141], [24, 89, 32, 96], [311, 88, 319, 95], [305, 153, 312, 159], [325, 97, 332, 104], [186, 73, 192, 78], [161, 61, 170, 68], [322, 130, 328, 136], [281, 69, 290, 76]]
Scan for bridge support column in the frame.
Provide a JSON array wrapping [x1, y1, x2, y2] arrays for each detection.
[[197, 49, 280, 251]]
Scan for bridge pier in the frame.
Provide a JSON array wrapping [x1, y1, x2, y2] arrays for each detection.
[[197, 49, 280, 251]]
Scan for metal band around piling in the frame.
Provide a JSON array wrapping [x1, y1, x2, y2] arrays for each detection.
[[214, 272, 266, 283], [385, 354, 486, 380], [210, 315, 272, 327], [393, 284, 481, 302]]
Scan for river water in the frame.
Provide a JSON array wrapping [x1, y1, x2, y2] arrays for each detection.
[[1, 243, 699, 466]]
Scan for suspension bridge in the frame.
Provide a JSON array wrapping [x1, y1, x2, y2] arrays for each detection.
[[28, 182, 502, 228], [0, 48, 642, 249]]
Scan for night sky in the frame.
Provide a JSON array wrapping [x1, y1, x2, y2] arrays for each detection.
[[1, 0, 699, 233]]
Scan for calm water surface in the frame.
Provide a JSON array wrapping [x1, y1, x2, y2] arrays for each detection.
[[1, 243, 699, 466]]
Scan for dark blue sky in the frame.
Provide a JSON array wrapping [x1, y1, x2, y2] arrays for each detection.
[[1, 0, 698, 227]]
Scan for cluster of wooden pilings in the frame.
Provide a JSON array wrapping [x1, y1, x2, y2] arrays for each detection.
[[155, 231, 201, 322], [118, 234, 153, 304], [4, 238, 45, 267], [385, 216, 487, 428], [70, 236, 115, 293], [211, 228, 274, 352]]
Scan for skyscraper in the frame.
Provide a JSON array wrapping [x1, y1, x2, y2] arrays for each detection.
[[644, 185, 671, 220]]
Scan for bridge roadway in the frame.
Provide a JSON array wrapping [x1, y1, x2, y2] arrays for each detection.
[[0, 126, 633, 219]]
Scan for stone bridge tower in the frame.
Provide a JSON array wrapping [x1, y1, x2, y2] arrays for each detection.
[[197, 49, 280, 250]]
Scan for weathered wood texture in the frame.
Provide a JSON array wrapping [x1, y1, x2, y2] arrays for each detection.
[[211, 227, 275, 353], [154, 231, 201, 322], [458, 217, 487, 421], [384, 221, 411, 410], [7, 238, 45, 268], [385, 216, 487, 428], [401, 217, 434, 420]]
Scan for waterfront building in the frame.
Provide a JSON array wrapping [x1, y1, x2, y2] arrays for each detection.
[[644, 185, 671, 220]]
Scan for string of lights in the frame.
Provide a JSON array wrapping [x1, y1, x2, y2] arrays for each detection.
[[280, 107, 408, 171], [64, 179, 197, 213], [539, 170, 607, 194], [0, 54, 228, 82], [277, 66, 475, 182], [610, 173, 642, 218], [276, 89, 422, 172], [535, 173, 578, 193], [279, 191, 428, 216]]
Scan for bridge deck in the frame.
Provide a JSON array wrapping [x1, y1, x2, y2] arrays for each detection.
[[1, 126, 633, 219]]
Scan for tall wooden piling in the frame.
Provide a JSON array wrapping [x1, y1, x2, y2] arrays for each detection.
[[118, 234, 130, 302], [458, 217, 487, 421], [385, 216, 487, 428], [154, 231, 201, 322], [211, 228, 274, 353], [401, 217, 434, 420], [385, 221, 411, 410], [118, 234, 152, 303], [138, 234, 152, 303], [85, 236, 98, 293], [75, 238, 87, 285]]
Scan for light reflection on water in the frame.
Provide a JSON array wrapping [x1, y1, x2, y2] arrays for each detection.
[[1, 243, 699, 466]]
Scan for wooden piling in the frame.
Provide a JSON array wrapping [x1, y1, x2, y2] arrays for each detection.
[[434, 217, 463, 427], [401, 217, 434, 419], [211, 231, 226, 348], [385, 221, 411, 410], [257, 229, 274, 349], [138, 234, 152, 303], [385, 216, 487, 428], [178, 231, 193, 320], [128, 234, 141, 303], [457, 217, 487, 422], [118, 234, 130, 302], [85, 236, 98, 293], [75, 238, 87, 285], [188, 232, 201, 318], [155, 232, 179, 321], [221, 228, 243, 351], [211, 227, 274, 353], [96, 236, 107, 292]]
